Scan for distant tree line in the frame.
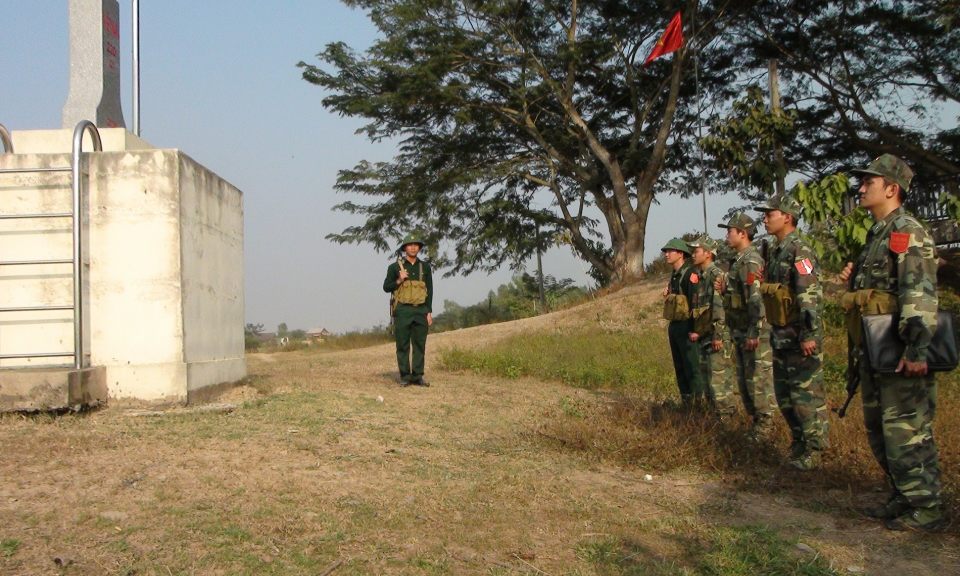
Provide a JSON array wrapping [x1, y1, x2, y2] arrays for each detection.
[[432, 272, 588, 331]]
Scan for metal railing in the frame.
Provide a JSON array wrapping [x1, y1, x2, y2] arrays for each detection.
[[0, 124, 12, 153], [0, 121, 101, 369]]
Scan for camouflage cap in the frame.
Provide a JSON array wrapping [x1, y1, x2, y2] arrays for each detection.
[[661, 237, 691, 255], [756, 194, 801, 219], [687, 234, 720, 255], [851, 153, 914, 192], [399, 232, 425, 249], [717, 211, 757, 235]]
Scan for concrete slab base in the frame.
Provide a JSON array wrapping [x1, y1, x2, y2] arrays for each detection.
[[0, 366, 107, 412]]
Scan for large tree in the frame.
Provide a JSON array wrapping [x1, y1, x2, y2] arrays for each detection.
[[301, 0, 750, 282], [721, 0, 960, 199]]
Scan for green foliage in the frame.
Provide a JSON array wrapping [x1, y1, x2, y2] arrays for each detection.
[[277, 323, 288, 337], [301, 1, 752, 282], [244, 334, 261, 351], [731, 1, 960, 196], [701, 85, 797, 201], [244, 323, 264, 337], [289, 329, 307, 340], [1, 539, 20, 557], [792, 174, 872, 271]]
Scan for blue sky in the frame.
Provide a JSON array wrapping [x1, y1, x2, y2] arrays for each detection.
[[2, 0, 743, 333]]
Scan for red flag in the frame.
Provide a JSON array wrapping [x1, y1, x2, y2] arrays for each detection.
[[642, 12, 684, 68]]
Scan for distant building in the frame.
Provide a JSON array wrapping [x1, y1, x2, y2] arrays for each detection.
[[306, 327, 331, 341]]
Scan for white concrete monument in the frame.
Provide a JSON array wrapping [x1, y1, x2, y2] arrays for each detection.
[[0, 1, 247, 410], [62, 0, 126, 129]]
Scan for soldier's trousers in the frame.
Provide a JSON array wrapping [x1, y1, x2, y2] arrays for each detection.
[[731, 334, 775, 423], [772, 348, 829, 451], [699, 336, 736, 414], [860, 359, 942, 509], [394, 304, 429, 383], [668, 321, 702, 401]]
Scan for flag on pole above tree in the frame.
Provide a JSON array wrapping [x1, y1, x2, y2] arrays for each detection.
[[642, 11, 684, 68]]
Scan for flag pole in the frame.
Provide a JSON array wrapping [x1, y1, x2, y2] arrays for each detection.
[[694, 4, 707, 232]]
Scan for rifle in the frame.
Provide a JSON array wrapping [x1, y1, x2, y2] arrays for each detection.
[[835, 254, 860, 419], [760, 238, 769, 280], [835, 333, 860, 418], [389, 257, 404, 318]]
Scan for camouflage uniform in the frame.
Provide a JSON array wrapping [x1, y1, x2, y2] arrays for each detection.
[[719, 214, 776, 431], [758, 197, 829, 463], [847, 176, 941, 516], [663, 239, 703, 401], [688, 235, 736, 415]]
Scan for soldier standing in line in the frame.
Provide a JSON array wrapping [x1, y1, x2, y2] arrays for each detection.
[[839, 154, 946, 531], [383, 233, 434, 387], [757, 196, 829, 470], [687, 235, 737, 417], [661, 238, 703, 403], [716, 213, 776, 438]]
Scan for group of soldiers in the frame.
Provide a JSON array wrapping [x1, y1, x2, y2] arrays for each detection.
[[661, 154, 947, 532]]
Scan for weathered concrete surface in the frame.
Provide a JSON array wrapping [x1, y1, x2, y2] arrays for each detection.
[[0, 366, 106, 411], [62, 0, 125, 129], [0, 129, 245, 405], [12, 128, 152, 154]]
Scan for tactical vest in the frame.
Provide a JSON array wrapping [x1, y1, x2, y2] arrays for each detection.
[[393, 261, 428, 306]]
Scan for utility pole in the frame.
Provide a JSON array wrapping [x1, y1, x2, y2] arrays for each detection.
[[768, 59, 786, 198], [536, 226, 546, 314]]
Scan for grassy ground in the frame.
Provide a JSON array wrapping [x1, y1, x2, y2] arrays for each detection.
[[1, 279, 958, 575]]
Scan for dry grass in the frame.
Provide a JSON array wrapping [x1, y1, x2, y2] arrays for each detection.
[[0, 277, 958, 575]]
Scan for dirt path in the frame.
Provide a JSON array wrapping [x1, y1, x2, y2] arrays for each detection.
[[1, 281, 958, 574]]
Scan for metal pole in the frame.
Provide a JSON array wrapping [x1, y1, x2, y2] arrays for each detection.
[[694, 3, 707, 232], [769, 59, 786, 197], [536, 226, 546, 314], [132, 0, 141, 136], [72, 121, 102, 369]]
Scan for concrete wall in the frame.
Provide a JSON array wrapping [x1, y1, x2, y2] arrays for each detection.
[[0, 129, 245, 404]]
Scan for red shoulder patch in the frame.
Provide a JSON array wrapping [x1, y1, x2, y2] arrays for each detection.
[[889, 232, 910, 254], [746, 272, 756, 285], [795, 258, 814, 275], [690, 273, 699, 284]]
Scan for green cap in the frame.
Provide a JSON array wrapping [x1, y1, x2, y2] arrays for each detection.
[[687, 234, 720, 255], [851, 153, 914, 192], [757, 195, 801, 219], [718, 211, 757, 235], [399, 232, 425, 249], [661, 238, 690, 255]]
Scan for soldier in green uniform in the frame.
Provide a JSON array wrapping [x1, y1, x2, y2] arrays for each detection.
[[383, 233, 434, 387], [839, 154, 946, 531], [757, 196, 829, 470], [716, 213, 776, 438], [687, 234, 736, 417], [661, 238, 703, 403]]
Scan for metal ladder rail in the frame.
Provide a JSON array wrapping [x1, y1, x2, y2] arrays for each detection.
[[0, 121, 102, 369], [0, 124, 12, 153]]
